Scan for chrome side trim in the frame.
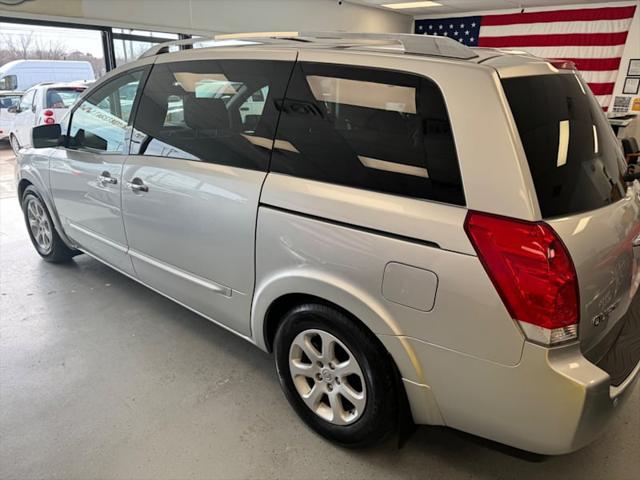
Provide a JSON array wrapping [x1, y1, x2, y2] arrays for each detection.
[[358, 155, 429, 178], [128, 248, 233, 297], [78, 248, 255, 345], [68, 222, 128, 253], [68, 223, 233, 297]]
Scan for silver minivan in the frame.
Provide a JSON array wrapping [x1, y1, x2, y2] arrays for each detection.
[[15, 33, 640, 455]]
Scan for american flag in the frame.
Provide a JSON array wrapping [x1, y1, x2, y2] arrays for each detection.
[[415, 5, 637, 110]]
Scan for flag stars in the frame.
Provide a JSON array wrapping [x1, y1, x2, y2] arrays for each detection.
[[460, 23, 465, 28], [470, 37, 475, 42], [438, 24, 443, 29], [418, 25, 423, 30], [465, 30, 469, 35], [428, 25, 433, 30], [454, 31, 459, 36], [471, 22, 476, 27]]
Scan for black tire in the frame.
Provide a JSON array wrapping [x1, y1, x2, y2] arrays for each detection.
[[274, 303, 398, 447], [10, 134, 20, 156], [21, 186, 78, 263]]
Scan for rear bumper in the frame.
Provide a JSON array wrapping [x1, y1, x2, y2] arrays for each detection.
[[381, 334, 640, 455]]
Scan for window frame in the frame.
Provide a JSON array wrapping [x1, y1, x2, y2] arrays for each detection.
[[64, 65, 151, 155]]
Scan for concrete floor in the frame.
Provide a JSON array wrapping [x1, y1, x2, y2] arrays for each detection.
[[0, 142, 638, 480]]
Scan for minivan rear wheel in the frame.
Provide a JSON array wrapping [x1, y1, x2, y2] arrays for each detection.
[[274, 303, 398, 447], [21, 186, 78, 263]]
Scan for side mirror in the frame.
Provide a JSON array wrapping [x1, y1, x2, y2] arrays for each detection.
[[32, 124, 62, 149]]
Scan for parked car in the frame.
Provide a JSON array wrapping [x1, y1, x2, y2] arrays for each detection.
[[15, 33, 640, 455], [0, 60, 95, 92], [0, 90, 22, 141], [9, 82, 87, 153]]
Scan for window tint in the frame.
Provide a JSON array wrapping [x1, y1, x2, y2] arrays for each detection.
[[68, 70, 144, 154], [271, 63, 464, 205], [131, 60, 293, 171], [502, 74, 626, 218], [19, 90, 35, 111]]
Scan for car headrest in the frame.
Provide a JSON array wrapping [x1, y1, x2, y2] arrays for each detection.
[[47, 91, 64, 108], [184, 97, 229, 130]]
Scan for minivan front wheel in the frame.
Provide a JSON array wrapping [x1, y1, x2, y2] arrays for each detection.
[[274, 303, 398, 447], [21, 186, 77, 262]]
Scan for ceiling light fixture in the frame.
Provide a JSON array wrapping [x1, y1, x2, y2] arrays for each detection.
[[381, 1, 442, 9]]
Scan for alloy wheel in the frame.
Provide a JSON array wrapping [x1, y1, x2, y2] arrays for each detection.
[[26, 197, 53, 254], [288, 329, 367, 425]]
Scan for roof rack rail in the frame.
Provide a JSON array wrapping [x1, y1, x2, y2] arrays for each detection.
[[140, 31, 478, 60]]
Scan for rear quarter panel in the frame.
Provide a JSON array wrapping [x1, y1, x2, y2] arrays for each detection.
[[253, 180, 525, 369]]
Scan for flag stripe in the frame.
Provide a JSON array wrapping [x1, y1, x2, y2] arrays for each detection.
[[559, 57, 621, 71], [478, 31, 629, 48], [479, 18, 633, 37], [587, 82, 615, 96], [514, 45, 626, 60], [580, 70, 620, 84], [481, 5, 637, 26]]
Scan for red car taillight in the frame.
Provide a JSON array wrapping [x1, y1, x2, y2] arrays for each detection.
[[43, 110, 55, 124], [464, 211, 579, 345]]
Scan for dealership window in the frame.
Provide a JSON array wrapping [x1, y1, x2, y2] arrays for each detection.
[[0, 21, 106, 79], [113, 28, 180, 67]]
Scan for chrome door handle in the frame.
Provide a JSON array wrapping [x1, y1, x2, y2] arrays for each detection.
[[98, 171, 117, 185], [126, 178, 148, 193]]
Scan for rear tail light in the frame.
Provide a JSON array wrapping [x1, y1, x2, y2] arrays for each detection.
[[44, 117, 55, 125], [464, 211, 579, 346], [43, 110, 54, 117]]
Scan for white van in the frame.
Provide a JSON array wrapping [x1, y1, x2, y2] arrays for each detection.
[[0, 60, 95, 91]]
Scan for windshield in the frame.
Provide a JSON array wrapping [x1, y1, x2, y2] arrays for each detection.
[[502, 73, 627, 218], [46, 88, 85, 108]]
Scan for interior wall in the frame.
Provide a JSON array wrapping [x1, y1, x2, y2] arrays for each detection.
[[414, 0, 639, 113], [611, 4, 639, 114], [0, 0, 412, 35]]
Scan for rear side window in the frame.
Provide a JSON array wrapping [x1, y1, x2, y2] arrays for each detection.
[[46, 88, 85, 108], [132, 60, 293, 171], [19, 90, 35, 111], [502, 74, 626, 218], [271, 63, 464, 205]]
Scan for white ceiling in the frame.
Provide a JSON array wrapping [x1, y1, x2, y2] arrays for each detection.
[[347, 0, 630, 16]]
